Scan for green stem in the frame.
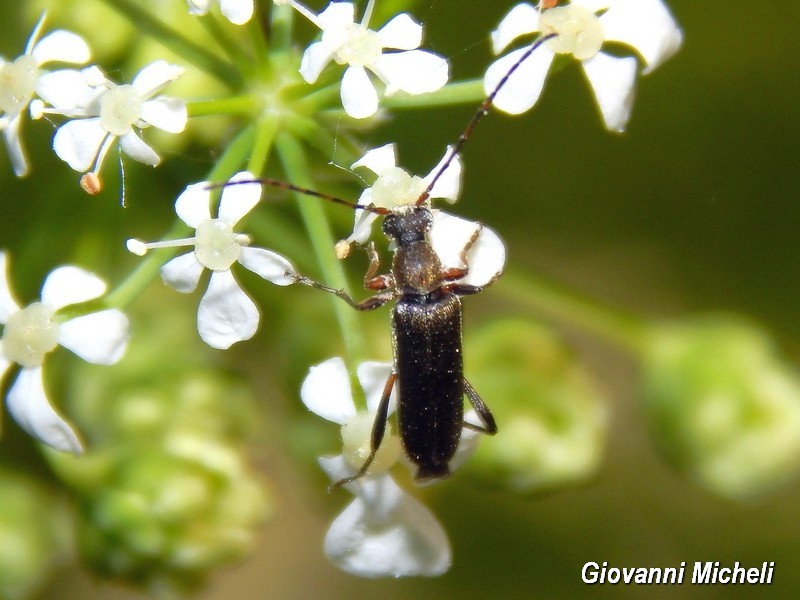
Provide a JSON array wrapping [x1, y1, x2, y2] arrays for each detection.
[[247, 115, 280, 175], [187, 94, 263, 118], [382, 79, 486, 110], [247, 9, 272, 74], [199, 13, 251, 70], [275, 133, 368, 406], [284, 114, 361, 168], [269, 4, 295, 52], [499, 269, 652, 354], [96, 0, 242, 88]]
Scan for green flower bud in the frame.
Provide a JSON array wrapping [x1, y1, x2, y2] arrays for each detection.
[[74, 441, 271, 596], [45, 298, 272, 594], [643, 316, 800, 499], [464, 318, 608, 493], [0, 470, 71, 600]]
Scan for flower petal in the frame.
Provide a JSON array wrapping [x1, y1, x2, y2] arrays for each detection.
[[140, 97, 187, 133], [3, 115, 28, 177], [422, 145, 462, 203], [429, 212, 506, 288], [238, 247, 295, 286], [601, 0, 683, 74], [6, 366, 83, 454], [58, 309, 129, 365], [581, 52, 637, 132], [357, 361, 395, 415], [349, 202, 379, 244], [377, 14, 422, 50], [491, 2, 541, 54], [119, 131, 160, 166], [197, 270, 258, 349], [448, 410, 482, 472], [41, 265, 106, 309], [0, 344, 11, 379], [317, 1, 355, 31], [218, 171, 261, 225], [301, 356, 356, 424], [484, 45, 554, 115], [0, 252, 20, 322], [220, 0, 254, 25], [299, 41, 334, 84], [131, 61, 184, 99], [371, 50, 448, 96], [341, 66, 379, 119], [53, 118, 107, 172], [187, 0, 213, 16], [352, 143, 397, 174], [175, 182, 212, 228], [32, 30, 91, 66], [161, 252, 204, 293], [36, 69, 100, 110], [323, 473, 452, 577]]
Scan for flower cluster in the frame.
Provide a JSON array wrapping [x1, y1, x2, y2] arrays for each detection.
[[485, 0, 682, 131], [0, 0, 694, 589], [127, 172, 296, 349], [1, 16, 186, 187], [281, 0, 449, 118], [0, 252, 129, 453]]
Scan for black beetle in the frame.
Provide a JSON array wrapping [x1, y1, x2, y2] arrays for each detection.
[[290, 204, 501, 487]]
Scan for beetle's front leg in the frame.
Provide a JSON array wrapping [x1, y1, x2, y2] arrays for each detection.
[[439, 223, 483, 283], [362, 241, 395, 291], [286, 270, 396, 311]]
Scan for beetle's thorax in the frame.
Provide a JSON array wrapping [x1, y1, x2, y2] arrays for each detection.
[[383, 207, 443, 295]]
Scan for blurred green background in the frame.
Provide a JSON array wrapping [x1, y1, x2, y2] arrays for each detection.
[[2, 0, 800, 598]]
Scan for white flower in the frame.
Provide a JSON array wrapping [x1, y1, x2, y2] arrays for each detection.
[[50, 60, 187, 176], [347, 142, 462, 244], [301, 356, 451, 577], [0, 14, 90, 176], [484, 0, 683, 131], [427, 210, 506, 289], [186, 0, 254, 25], [284, 0, 449, 118], [127, 172, 295, 350], [0, 252, 129, 453], [319, 454, 452, 578]]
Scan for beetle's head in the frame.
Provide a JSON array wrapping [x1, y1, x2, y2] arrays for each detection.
[[382, 206, 433, 244]]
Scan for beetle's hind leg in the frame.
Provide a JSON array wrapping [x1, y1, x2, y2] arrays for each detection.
[[462, 378, 498, 435], [328, 372, 397, 492]]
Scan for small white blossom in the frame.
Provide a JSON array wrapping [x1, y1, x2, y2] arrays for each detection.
[[484, 0, 683, 131], [284, 0, 449, 118], [347, 142, 462, 244], [301, 356, 451, 577], [427, 210, 506, 289], [186, 0, 254, 25], [127, 172, 295, 350], [49, 61, 187, 177], [0, 14, 91, 176], [0, 252, 129, 453]]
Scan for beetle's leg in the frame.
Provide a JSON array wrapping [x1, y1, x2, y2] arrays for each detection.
[[462, 378, 498, 435], [440, 223, 484, 282], [329, 372, 398, 491], [362, 242, 395, 291], [285, 270, 397, 311]]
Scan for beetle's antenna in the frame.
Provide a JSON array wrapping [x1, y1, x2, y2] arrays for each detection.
[[207, 178, 390, 215], [416, 33, 555, 206]]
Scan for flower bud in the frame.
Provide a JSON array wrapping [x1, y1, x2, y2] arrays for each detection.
[[75, 443, 270, 595], [464, 318, 608, 493], [642, 316, 800, 499]]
